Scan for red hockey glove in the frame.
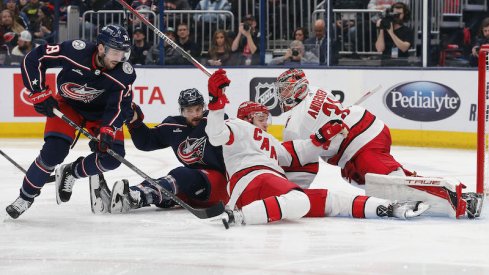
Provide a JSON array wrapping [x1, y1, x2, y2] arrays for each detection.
[[90, 126, 116, 155], [208, 68, 230, 110], [311, 120, 349, 149], [29, 88, 59, 117], [126, 102, 145, 130]]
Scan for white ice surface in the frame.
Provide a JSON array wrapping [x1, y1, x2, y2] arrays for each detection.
[[0, 139, 488, 275]]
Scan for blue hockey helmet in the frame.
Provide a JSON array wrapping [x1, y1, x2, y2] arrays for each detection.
[[178, 88, 205, 110], [96, 24, 131, 61]]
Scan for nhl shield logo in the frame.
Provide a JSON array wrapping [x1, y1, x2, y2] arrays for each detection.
[[249, 77, 282, 116]]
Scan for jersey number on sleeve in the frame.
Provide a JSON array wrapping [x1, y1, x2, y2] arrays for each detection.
[[46, 45, 60, 55]]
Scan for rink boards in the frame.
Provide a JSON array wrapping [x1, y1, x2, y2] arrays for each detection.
[[0, 67, 478, 148]]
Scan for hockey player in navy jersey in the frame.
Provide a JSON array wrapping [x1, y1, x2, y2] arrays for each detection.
[[108, 88, 229, 213], [6, 24, 136, 219]]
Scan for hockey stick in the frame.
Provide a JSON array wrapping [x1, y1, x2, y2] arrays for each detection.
[[352, 84, 382, 106], [52, 109, 225, 219], [0, 149, 56, 183], [111, 0, 212, 76]]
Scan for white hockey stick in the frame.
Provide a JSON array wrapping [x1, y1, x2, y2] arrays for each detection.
[[352, 84, 382, 106]]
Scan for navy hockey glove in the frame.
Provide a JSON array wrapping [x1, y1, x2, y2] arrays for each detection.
[[208, 68, 230, 110], [89, 126, 116, 155], [311, 120, 349, 149], [126, 102, 145, 130], [29, 88, 59, 117]]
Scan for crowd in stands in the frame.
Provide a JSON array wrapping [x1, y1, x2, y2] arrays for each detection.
[[1, 0, 489, 67]]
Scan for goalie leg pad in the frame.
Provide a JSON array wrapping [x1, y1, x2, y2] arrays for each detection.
[[365, 173, 471, 218]]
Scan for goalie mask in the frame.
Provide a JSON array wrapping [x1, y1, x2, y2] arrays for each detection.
[[275, 68, 309, 112], [97, 24, 131, 63]]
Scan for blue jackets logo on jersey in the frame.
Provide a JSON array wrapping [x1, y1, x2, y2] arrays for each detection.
[[177, 137, 207, 165], [60, 82, 105, 103]]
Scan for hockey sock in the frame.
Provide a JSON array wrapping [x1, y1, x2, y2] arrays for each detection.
[[242, 190, 310, 225], [20, 155, 55, 201], [325, 192, 390, 219]]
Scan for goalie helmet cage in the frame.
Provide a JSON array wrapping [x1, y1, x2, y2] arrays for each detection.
[[477, 44, 489, 196]]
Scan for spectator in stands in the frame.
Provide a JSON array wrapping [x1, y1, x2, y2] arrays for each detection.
[[293, 27, 308, 42], [1, 8, 25, 49], [469, 17, 489, 66], [268, 40, 319, 66], [207, 29, 233, 66], [333, 0, 368, 54], [130, 27, 150, 65], [21, 0, 41, 28], [231, 14, 259, 65], [194, 0, 231, 25], [131, 0, 156, 12], [164, 0, 191, 22], [4, 0, 28, 28], [10, 29, 33, 65], [146, 27, 183, 65], [176, 22, 201, 65], [304, 19, 328, 65], [32, 6, 53, 43], [375, 1, 413, 59]]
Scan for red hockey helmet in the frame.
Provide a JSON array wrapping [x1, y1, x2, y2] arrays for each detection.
[[275, 68, 309, 112], [237, 101, 269, 122]]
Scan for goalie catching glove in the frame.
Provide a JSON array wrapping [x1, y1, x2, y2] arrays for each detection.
[[28, 87, 59, 117], [208, 68, 231, 110], [311, 120, 349, 149]]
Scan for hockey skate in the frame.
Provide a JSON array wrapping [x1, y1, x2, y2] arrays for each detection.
[[221, 208, 245, 229], [385, 201, 430, 219], [55, 158, 81, 204], [89, 174, 111, 214], [463, 192, 484, 219], [6, 196, 33, 219], [109, 180, 142, 213]]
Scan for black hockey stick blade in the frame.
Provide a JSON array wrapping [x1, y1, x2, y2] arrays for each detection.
[[193, 201, 225, 219], [0, 149, 56, 183]]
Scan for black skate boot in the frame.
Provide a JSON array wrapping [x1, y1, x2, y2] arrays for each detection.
[[89, 174, 111, 214], [462, 192, 484, 219], [6, 196, 33, 219], [109, 180, 142, 213], [55, 157, 82, 204]]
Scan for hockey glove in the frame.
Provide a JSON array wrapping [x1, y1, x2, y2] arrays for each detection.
[[29, 88, 59, 117], [311, 120, 349, 149], [126, 102, 145, 130], [208, 68, 231, 110], [89, 126, 116, 155]]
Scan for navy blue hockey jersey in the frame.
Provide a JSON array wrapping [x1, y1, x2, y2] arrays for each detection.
[[21, 40, 136, 129], [130, 111, 226, 172]]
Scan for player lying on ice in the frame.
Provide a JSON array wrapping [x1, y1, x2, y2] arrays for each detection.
[[104, 88, 229, 213], [274, 68, 483, 219], [204, 69, 430, 229], [6, 24, 136, 219]]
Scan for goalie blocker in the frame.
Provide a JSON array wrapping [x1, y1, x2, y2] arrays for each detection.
[[365, 173, 484, 219]]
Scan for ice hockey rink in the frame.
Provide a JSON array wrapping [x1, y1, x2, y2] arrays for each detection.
[[0, 138, 488, 275]]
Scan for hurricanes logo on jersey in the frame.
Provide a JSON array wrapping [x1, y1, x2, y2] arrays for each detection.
[[60, 82, 105, 103], [177, 137, 207, 165]]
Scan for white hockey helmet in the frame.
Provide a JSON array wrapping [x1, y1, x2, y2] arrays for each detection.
[[275, 68, 309, 112]]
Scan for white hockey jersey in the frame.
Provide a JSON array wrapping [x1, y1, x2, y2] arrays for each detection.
[[206, 109, 322, 177], [283, 86, 385, 185]]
